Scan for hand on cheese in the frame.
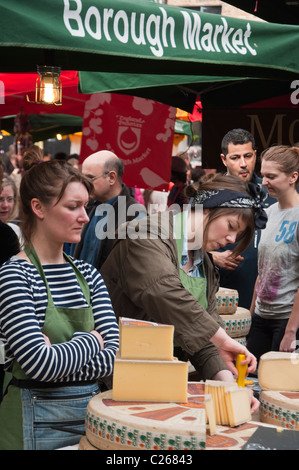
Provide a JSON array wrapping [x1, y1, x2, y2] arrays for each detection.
[[210, 326, 257, 376]]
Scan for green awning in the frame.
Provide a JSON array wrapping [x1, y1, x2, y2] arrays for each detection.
[[78, 71, 246, 111], [0, 0, 299, 79]]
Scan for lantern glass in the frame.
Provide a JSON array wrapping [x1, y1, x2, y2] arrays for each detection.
[[35, 66, 62, 105]]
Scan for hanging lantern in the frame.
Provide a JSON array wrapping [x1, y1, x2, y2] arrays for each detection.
[[27, 66, 62, 105]]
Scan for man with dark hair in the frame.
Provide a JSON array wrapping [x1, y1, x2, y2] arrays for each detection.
[[220, 128, 256, 171], [211, 128, 275, 309], [72, 150, 146, 270]]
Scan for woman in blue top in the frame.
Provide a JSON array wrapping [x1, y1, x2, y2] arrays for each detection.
[[0, 156, 119, 450]]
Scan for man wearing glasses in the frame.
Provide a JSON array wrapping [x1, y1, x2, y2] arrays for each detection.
[[71, 150, 146, 270]]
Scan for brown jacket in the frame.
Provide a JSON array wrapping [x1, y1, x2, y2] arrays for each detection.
[[101, 210, 225, 358]]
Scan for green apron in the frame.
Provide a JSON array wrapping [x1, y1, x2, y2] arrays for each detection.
[[174, 212, 208, 309], [0, 244, 95, 450]]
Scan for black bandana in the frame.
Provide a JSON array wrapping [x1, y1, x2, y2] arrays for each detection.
[[191, 182, 268, 229]]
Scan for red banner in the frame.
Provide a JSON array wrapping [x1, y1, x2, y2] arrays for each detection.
[[80, 93, 176, 191]]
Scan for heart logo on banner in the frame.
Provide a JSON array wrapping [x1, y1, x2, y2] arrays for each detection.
[[80, 93, 176, 191]]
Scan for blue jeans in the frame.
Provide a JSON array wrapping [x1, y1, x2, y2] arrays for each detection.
[[21, 383, 100, 450]]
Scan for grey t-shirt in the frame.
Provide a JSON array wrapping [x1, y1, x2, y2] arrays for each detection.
[[255, 202, 299, 319]]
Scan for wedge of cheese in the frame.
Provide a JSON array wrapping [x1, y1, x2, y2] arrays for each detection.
[[258, 351, 299, 391], [118, 317, 174, 360], [112, 357, 188, 403], [225, 388, 251, 427]]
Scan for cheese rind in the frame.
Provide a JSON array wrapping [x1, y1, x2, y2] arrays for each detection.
[[260, 390, 299, 430], [221, 307, 251, 338], [119, 317, 174, 360], [112, 358, 188, 403], [258, 351, 299, 391]]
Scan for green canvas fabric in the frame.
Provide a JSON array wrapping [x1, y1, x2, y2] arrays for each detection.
[[0, 0, 299, 77]]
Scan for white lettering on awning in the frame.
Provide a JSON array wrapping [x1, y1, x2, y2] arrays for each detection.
[[63, 0, 257, 58], [182, 12, 257, 56]]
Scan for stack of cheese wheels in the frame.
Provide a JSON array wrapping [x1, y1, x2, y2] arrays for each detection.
[[258, 352, 299, 430], [216, 288, 251, 346]]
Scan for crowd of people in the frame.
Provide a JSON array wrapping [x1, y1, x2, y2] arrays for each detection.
[[0, 129, 298, 450]]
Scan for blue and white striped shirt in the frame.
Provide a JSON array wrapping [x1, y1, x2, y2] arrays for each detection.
[[0, 256, 119, 383]]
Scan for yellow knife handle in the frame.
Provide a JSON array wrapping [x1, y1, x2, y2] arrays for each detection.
[[236, 353, 247, 387]]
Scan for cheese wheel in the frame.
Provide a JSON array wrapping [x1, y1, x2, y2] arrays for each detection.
[[216, 287, 239, 314], [221, 307, 251, 338], [260, 390, 299, 430], [258, 351, 299, 391], [85, 383, 206, 451]]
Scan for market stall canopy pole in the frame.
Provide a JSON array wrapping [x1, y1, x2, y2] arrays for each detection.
[[0, 0, 299, 79]]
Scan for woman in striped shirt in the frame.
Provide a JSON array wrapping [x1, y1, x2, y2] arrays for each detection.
[[0, 157, 119, 450]]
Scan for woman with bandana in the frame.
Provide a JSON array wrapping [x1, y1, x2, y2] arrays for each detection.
[[101, 173, 267, 413]]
